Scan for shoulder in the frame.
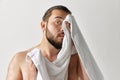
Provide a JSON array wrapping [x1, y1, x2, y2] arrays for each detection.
[[12, 46, 39, 65], [8, 50, 28, 70], [8, 47, 35, 70], [7, 48, 37, 80], [7, 50, 28, 80], [13, 51, 27, 63]]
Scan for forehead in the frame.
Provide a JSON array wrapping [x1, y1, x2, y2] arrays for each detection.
[[49, 9, 69, 20]]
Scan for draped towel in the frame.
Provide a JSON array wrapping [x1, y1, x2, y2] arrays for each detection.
[[26, 14, 104, 80]]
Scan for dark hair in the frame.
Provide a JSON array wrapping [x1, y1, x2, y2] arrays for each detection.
[[42, 5, 71, 21]]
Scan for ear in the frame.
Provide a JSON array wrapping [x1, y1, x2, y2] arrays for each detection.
[[40, 21, 47, 32]]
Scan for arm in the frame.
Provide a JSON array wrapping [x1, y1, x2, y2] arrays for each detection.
[[7, 53, 23, 80], [77, 55, 89, 80], [68, 54, 78, 80]]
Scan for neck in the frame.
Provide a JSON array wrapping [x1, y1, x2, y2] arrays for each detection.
[[37, 37, 60, 61]]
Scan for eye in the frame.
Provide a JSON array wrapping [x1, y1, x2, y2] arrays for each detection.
[[54, 20, 62, 26]]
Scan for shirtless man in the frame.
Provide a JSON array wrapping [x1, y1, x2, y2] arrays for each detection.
[[7, 5, 89, 80]]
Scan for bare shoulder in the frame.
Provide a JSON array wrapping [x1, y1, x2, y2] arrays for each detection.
[[8, 47, 34, 67], [10, 49, 29, 66], [7, 49, 31, 80]]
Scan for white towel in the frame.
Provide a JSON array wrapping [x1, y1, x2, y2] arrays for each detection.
[[63, 14, 104, 80], [26, 14, 104, 80]]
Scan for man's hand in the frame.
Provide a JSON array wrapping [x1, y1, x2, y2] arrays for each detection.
[[65, 21, 71, 33]]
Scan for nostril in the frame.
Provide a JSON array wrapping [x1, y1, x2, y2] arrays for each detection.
[[62, 32, 64, 35]]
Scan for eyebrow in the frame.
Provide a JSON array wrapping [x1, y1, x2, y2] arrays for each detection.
[[54, 16, 64, 20]]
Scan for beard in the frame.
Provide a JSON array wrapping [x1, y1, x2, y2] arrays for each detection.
[[46, 26, 63, 49]]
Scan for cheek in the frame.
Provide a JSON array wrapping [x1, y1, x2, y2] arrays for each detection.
[[47, 24, 59, 34]]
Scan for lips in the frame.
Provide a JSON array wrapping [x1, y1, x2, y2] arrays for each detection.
[[58, 32, 64, 39], [59, 33, 64, 37], [60, 35, 64, 37]]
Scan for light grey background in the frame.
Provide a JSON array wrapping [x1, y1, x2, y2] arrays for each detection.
[[0, 0, 120, 80]]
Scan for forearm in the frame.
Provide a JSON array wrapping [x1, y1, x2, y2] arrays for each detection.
[[77, 57, 89, 80]]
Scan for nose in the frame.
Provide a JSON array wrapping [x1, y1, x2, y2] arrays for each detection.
[[60, 26, 64, 32]]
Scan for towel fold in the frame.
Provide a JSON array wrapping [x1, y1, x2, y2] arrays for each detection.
[[63, 14, 104, 80], [26, 14, 104, 80]]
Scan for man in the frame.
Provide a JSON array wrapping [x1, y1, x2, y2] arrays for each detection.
[[7, 5, 89, 80]]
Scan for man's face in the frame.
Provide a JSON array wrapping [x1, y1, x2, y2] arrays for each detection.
[[45, 9, 68, 49]]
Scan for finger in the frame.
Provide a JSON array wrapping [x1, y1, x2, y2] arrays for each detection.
[[65, 21, 71, 32]]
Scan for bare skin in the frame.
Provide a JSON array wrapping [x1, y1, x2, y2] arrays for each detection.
[[7, 9, 89, 80]]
